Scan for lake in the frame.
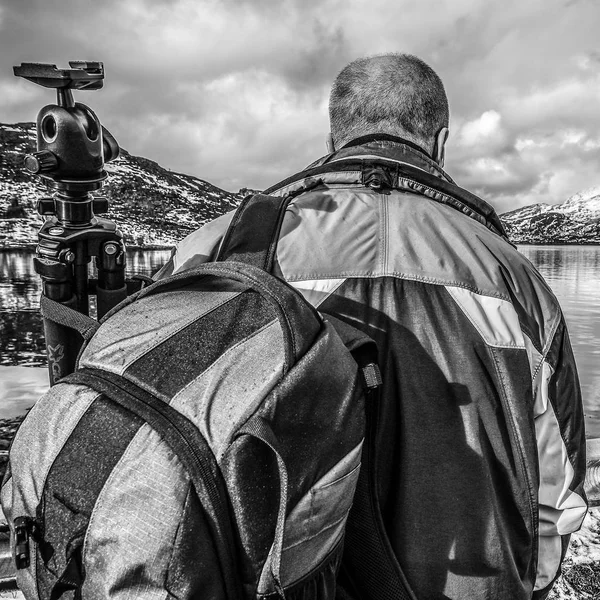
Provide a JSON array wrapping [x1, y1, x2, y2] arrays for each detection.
[[1, 246, 599, 438], [519, 246, 600, 439], [0, 249, 172, 419]]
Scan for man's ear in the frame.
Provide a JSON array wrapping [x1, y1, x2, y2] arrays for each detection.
[[326, 132, 335, 153], [433, 127, 449, 167]]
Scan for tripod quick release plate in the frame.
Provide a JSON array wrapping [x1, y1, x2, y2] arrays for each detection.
[[13, 62, 104, 90]]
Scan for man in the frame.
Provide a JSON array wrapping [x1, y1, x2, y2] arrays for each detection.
[[156, 54, 587, 599]]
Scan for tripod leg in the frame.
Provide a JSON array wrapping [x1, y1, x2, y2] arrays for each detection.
[[96, 241, 127, 319], [34, 256, 83, 384], [73, 240, 90, 316]]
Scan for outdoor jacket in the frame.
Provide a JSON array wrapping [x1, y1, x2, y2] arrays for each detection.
[[155, 137, 588, 600]]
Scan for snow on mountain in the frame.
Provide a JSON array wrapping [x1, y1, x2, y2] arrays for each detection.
[[500, 187, 600, 244], [0, 122, 240, 249], [3, 121, 600, 247], [561, 185, 600, 212]]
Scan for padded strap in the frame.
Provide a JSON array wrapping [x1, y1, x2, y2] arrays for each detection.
[[40, 295, 99, 341], [216, 193, 293, 272], [238, 417, 289, 599], [67, 368, 243, 600], [340, 385, 418, 600]]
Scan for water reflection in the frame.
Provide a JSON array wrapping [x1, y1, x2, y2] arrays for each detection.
[[0, 249, 171, 367], [0, 311, 45, 366], [0, 251, 40, 312]]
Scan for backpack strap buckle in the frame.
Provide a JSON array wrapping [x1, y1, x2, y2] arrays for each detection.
[[361, 164, 397, 193], [14, 516, 36, 570]]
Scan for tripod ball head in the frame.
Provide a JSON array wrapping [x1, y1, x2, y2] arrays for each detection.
[[14, 62, 119, 188], [32, 102, 116, 184]]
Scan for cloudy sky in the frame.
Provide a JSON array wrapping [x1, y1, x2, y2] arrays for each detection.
[[1, 0, 599, 213]]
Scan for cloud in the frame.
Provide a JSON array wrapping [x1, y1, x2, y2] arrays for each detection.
[[445, 57, 600, 212], [0, 78, 40, 111], [1, 0, 600, 207], [125, 69, 330, 190], [455, 111, 513, 153]]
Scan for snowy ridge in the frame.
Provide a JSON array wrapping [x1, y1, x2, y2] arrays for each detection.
[[501, 187, 600, 244], [0, 122, 241, 248], [3, 122, 600, 247]]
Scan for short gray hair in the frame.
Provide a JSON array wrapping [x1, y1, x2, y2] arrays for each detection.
[[329, 53, 449, 153]]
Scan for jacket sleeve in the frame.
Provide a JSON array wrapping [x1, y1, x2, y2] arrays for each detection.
[[532, 316, 587, 595], [153, 210, 235, 280]]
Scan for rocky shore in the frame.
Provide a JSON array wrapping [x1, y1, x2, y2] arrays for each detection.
[[549, 506, 600, 599], [0, 416, 24, 481]]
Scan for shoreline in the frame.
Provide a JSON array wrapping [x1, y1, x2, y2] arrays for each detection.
[[5, 242, 600, 252], [0, 243, 174, 252]]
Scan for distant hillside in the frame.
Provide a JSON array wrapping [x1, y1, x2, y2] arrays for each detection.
[[500, 187, 600, 244], [0, 122, 240, 248], [3, 122, 600, 247]]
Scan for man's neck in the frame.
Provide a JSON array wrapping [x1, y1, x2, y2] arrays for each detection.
[[340, 133, 433, 159]]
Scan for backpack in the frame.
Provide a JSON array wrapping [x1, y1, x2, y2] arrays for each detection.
[[1, 193, 391, 600]]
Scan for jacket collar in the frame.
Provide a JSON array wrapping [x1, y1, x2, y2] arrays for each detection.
[[312, 134, 453, 182]]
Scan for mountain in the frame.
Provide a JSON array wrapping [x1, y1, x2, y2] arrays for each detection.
[[500, 187, 600, 244], [0, 122, 240, 248], [3, 121, 600, 247]]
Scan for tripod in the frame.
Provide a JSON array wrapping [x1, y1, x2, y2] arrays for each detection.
[[14, 62, 132, 385]]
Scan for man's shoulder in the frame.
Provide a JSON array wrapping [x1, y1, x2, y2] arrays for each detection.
[[284, 183, 561, 344], [156, 210, 235, 279]]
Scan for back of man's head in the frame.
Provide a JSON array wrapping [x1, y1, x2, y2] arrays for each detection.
[[329, 53, 449, 156]]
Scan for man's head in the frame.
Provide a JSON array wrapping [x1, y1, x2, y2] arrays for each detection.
[[328, 53, 450, 165]]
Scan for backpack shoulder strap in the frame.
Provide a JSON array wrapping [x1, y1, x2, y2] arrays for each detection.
[[216, 193, 293, 272], [65, 367, 243, 599], [339, 379, 418, 600], [263, 158, 509, 242], [326, 314, 418, 600]]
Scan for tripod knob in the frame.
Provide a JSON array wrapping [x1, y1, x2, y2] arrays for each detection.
[[37, 197, 55, 216], [92, 197, 109, 214], [25, 150, 59, 174]]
